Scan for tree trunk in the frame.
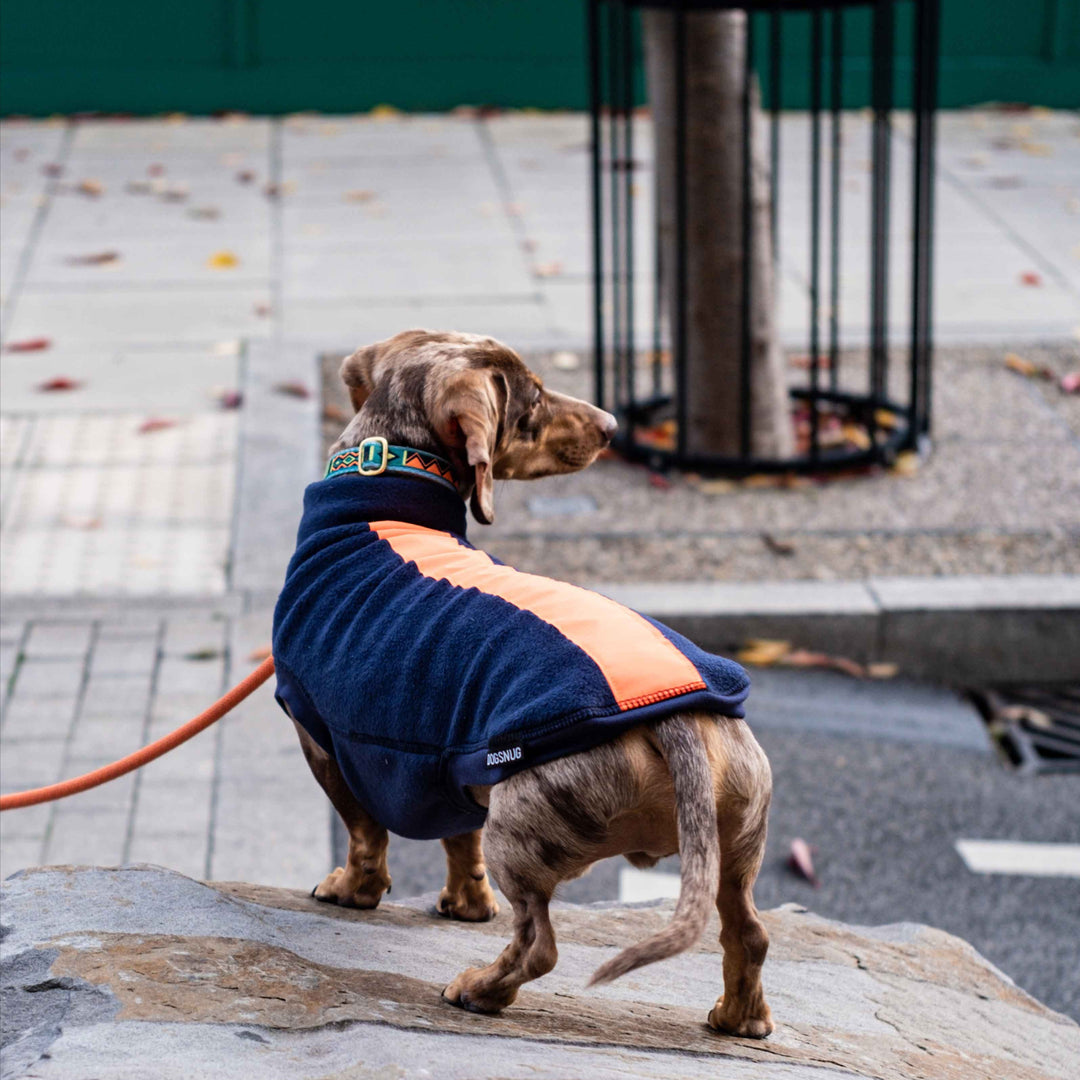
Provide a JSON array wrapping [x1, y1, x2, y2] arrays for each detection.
[[643, 9, 793, 459]]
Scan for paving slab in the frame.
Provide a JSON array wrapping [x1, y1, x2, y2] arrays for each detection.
[[1, 866, 1077, 1080]]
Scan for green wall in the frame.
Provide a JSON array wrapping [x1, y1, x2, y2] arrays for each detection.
[[1, 1, 1077, 116]]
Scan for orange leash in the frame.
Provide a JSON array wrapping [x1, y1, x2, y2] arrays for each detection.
[[0, 656, 276, 812]]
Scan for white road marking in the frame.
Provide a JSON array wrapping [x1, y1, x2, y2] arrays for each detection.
[[955, 840, 1080, 878], [618, 866, 682, 902]]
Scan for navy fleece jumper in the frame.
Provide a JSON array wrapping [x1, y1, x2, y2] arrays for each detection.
[[273, 475, 750, 840]]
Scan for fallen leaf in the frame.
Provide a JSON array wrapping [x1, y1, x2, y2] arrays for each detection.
[[5, 337, 52, 352], [263, 182, 296, 199], [761, 533, 796, 557], [534, 260, 563, 278], [1060, 371, 1080, 394], [1004, 352, 1055, 380], [874, 408, 900, 430], [866, 662, 900, 679], [42, 163, 64, 178], [274, 380, 311, 399], [780, 649, 867, 679], [343, 189, 376, 203], [743, 473, 786, 489], [137, 417, 178, 434], [737, 639, 792, 667], [65, 250, 120, 266], [1019, 270, 1042, 287], [648, 472, 671, 490], [787, 838, 819, 887], [695, 478, 737, 495], [551, 350, 581, 371], [841, 423, 872, 451], [38, 376, 82, 392], [891, 450, 920, 477], [248, 644, 273, 662], [147, 163, 166, 177], [184, 648, 221, 661], [218, 390, 243, 409], [253, 302, 273, 318], [77, 178, 104, 197], [1020, 141, 1053, 157], [322, 403, 349, 424], [207, 251, 239, 270], [369, 104, 402, 119], [236, 170, 256, 184], [187, 206, 220, 220]]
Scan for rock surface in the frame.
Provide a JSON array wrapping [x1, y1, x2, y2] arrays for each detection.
[[2, 865, 1077, 1080]]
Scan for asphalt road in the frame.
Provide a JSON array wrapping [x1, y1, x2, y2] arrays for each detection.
[[334, 668, 1080, 1020]]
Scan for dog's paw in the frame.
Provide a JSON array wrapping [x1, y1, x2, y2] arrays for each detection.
[[436, 875, 499, 922], [312, 865, 390, 910], [708, 997, 775, 1039], [442, 968, 514, 1014]]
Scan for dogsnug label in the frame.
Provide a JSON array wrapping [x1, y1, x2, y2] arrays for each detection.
[[486, 746, 523, 768]]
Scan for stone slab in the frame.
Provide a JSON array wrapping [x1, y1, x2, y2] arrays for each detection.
[[1, 866, 1077, 1080]]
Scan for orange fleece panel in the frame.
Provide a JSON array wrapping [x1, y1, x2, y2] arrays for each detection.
[[370, 521, 706, 710]]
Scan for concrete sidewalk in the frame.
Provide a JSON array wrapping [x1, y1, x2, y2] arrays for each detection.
[[1, 108, 1078, 893]]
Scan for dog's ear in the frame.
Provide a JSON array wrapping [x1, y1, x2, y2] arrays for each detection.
[[432, 368, 508, 525], [340, 344, 379, 413]]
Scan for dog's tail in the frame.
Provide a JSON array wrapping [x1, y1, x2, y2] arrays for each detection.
[[588, 715, 718, 986]]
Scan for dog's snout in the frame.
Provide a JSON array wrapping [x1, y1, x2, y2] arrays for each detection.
[[595, 410, 618, 443]]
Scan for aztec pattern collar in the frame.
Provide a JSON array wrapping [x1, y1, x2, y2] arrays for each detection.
[[324, 437, 458, 493]]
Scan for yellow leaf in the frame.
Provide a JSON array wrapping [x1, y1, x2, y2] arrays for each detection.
[[867, 662, 900, 679], [737, 639, 792, 667], [369, 104, 402, 120], [892, 450, 919, 477], [207, 251, 239, 270], [1005, 352, 1037, 376]]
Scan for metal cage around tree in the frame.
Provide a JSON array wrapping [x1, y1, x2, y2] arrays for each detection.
[[589, 0, 940, 473]]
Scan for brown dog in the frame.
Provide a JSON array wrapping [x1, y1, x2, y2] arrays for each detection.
[[283, 330, 773, 1037]]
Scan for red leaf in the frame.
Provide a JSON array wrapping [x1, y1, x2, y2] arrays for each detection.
[[1019, 271, 1043, 287], [4, 337, 51, 352], [38, 376, 82, 392], [147, 163, 165, 177], [273, 380, 311, 399], [137, 417, 178, 434], [218, 390, 243, 409], [647, 472, 671, 490]]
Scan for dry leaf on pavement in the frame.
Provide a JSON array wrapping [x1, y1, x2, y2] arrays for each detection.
[[37, 376, 82, 392], [1019, 270, 1043, 287], [737, 639, 792, 666], [207, 251, 239, 269], [65, 251, 120, 266], [1004, 353, 1055, 380], [5, 337, 52, 352], [77, 179, 104, 197], [137, 417, 178, 434], [274, 380, 312, 399]]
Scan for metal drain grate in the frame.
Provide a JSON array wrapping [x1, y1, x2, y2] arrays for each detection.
[[971, 685, 1080, 774]]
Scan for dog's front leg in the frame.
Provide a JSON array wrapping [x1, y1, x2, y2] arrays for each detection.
[[437, 830, 499, 921], [291, 718, 392, 908]]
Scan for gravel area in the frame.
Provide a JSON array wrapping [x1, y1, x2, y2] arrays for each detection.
[[321, 340, 1080, 582]]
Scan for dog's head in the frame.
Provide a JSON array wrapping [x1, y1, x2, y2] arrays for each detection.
[[335, 330, 617, 525]]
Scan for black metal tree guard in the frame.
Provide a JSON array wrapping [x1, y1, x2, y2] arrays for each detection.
[[589, 0, 940, 473]]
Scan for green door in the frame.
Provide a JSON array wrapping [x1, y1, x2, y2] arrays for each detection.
[[1, 1, 1077, 116]]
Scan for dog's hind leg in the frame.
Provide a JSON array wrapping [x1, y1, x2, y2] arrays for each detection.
[[707, 719, 774, 1038], [291, 719, 392, 909], [441, 877, 556, 1014], [438, 830, 500, 922]]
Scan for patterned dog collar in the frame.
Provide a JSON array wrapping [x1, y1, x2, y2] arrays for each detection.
[[325, 437, 458, 493]]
